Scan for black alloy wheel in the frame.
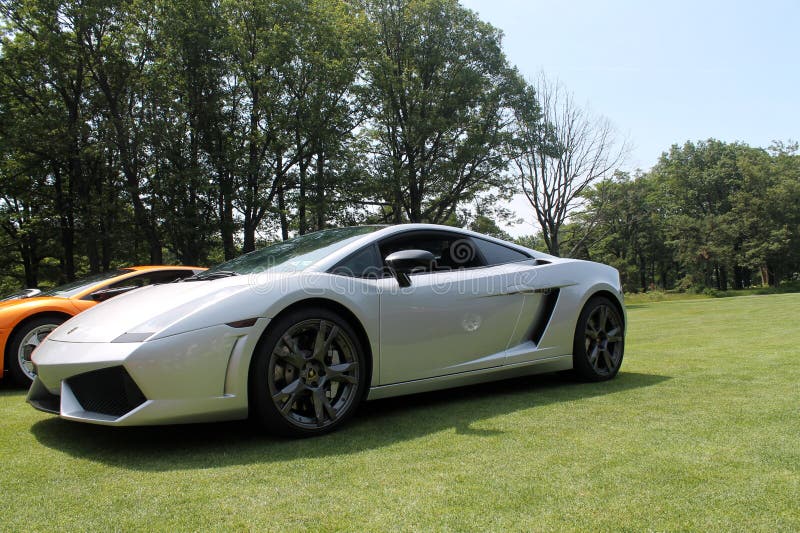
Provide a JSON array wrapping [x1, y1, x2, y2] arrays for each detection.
[[573, 297, 624, 381], [251, 308, 366, 437]]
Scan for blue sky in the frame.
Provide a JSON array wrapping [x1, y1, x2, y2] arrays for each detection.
[[460, 0, 800, 234]]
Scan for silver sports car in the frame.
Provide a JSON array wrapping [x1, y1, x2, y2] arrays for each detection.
[[28, 224, 625, 436]]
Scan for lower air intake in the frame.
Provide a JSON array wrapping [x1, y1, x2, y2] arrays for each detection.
[[66, 366, 146, 417]]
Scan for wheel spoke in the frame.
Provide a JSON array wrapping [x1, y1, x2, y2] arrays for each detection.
[[312, 321, 339, 362], [588, 344, 600, 366], [585, 327, 599, 340], [276, 335, 306, 369], [312, 321, 328, 358], [311, 388, 333, 426], [327, 362, 358, 384], [597, 306, 608, 330], [25, 335, 41, 349], [602, 349, 614, 370], [272, 379, 306, 415]]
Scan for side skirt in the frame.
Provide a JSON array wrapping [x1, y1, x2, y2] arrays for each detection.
[[366, 354, 573, 401]]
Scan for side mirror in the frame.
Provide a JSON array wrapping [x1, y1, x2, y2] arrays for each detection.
[[0, 288, 41, 302], [385, 249, 436, 287], [89, 285, 138, 302]]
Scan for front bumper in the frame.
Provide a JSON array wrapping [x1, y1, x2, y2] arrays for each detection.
[[27, 319, 269, 425]]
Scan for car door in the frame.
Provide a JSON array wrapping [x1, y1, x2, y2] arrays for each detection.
[[376, 231, 530, 385]]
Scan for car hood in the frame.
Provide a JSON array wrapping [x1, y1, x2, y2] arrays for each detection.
[[47, 277, 257, 343]]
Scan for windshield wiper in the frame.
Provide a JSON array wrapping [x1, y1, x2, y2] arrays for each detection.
[[182, 270, 240, 282]]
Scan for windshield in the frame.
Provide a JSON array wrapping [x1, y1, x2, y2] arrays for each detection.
[[39, 269, 132, 298], [199, 226, 383, 277]]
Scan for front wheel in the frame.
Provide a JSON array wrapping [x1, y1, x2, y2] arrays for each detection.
[[6, 316, 66, 386], [572, 297, 624, 381], [250, 308, 367, 437]]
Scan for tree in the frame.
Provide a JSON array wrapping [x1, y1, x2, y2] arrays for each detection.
[[651, 140, 748, 290], [573, 173, 669, 292], [513, 74, 625, 257], [362, 0, 527, 224], [279, 0, 370, 234], [79, 0, 165, 263], [731, 142, 800, 286]]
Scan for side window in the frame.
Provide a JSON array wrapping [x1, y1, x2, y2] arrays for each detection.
[[108, 270, 194, 289], [82, 270, 196, 301], [472, 238, 531, 266], [378, 233, 485, 272], [330, 245, 383, 278]]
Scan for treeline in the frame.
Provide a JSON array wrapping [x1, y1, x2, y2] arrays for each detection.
[[2, 1, 798, 296], [569, 140, 800, 292], [0, 0, 540, 289]]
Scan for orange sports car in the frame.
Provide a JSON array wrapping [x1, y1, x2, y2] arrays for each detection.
[[0, 265, 204, 386]]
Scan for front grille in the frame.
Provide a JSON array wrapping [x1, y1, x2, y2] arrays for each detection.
[[66, 366, 146, 417]]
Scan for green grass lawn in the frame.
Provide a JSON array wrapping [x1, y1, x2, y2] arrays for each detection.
[[2, 294, 799, 531]]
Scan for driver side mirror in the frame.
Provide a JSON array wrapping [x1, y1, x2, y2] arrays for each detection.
[[385, 249, 436, 288], [22, 288, 41, 299]]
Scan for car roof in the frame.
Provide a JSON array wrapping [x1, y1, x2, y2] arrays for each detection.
[[306, 223, 549, 272], [127, 265, 204, 271], [65, 266, 205, 299]]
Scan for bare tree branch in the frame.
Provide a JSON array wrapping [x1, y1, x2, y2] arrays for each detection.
[[512, 73, 628, 256]]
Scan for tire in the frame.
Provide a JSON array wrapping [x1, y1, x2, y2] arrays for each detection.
[[6, 315, 67, 387], [572, 297, 624, 382], [250, 307, 367, 437]]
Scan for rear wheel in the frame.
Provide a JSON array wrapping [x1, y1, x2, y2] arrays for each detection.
[[250, 308, 367, 437], [6, 316, 66, 386], [572, 297, 624, 381]]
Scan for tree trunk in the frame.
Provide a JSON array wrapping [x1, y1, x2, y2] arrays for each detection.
[[278, 182, 289, 241], [53, 167, 76, 281], [548, 223, 560, 256], [20, 242, 38, 288], [93, 71, 162, 264], [759, 264, 770, 287], [315, 150, 326, 230], [296, 127, 307, 235], [732, 266, 744, 290], [216, 170, 236, 260], [242, 220, 256, 253], [639, 256, 647, 292]]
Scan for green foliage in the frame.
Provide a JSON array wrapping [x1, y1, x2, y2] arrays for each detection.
[[361, 0, 528, 223], [0, 0, 528, 290], [1, 2, 798, 295], [575, 139, 800, 292]]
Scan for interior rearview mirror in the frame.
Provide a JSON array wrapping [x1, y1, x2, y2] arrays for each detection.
[[385, 249, 436, 287]]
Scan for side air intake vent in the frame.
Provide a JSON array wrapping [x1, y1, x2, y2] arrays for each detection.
[[531, 288, 560, 344], [66, 366, 146, 417]]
